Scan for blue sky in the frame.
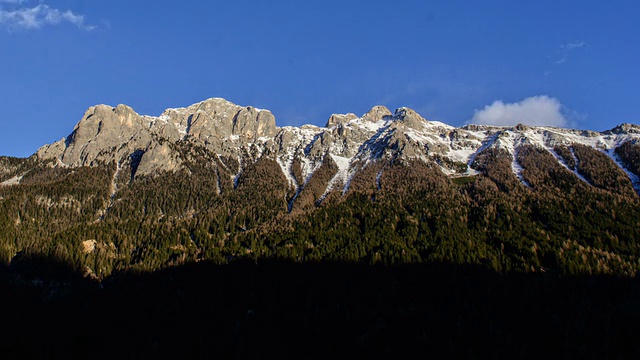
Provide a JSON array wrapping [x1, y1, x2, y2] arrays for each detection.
[[0, 0, 639, 157]]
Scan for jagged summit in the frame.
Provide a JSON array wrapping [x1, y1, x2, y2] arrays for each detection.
[[606, 123, 640, 135], [361, 105, 393, 123], [25, 97, 640, 198]]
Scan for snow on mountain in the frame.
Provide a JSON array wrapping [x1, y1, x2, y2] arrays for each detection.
[[33, 98, 640, 198], [0, 175, 22, 186], [606, 149, 640, 193]]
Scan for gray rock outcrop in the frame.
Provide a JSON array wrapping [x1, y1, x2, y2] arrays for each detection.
[[37, 98, 279, 176]]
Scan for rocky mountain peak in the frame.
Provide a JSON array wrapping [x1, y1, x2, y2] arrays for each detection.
[[232, 106, 277, 141], [36, 98, 282, 176], [607, 123, 640, 135], [393, 107, 428, 129], [361, 105, 392, 123], [325, 113, 358, 127], [157, 98, 277, 143]]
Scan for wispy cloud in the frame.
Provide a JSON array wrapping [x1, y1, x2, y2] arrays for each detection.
[[0, 2, 94, 31], [554, 40, 587, 65], [469, 96, 568, 127]]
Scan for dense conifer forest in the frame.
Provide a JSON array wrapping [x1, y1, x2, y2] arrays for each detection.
[[1, 139, 640, 358], [2, 140, 639, 278]]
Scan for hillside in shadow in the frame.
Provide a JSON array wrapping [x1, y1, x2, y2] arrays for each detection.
[[2, 257, 640, 359]]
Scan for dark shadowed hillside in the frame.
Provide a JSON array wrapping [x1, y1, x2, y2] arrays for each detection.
[[2, 259, 640, 359]]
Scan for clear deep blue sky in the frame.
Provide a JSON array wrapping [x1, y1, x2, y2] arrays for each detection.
[[0, 0, 639, 157]]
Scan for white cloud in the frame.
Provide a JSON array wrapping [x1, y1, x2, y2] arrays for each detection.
[[561, 41, 586, 51], [555, 40, 587, 64], [469, 96, 568, 127], [0, 3, 94, 31]]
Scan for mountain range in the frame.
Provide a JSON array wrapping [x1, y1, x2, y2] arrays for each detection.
[[1, 97, 640, 278], [29, 97, 640, 195]]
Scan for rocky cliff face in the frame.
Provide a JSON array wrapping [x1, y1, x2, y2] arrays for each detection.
[[32, 97, 640, 199], [37, 98, 277, 175]]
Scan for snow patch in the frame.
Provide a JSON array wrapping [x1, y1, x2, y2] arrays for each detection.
[[604, 149, 640, 194], [569, 147, 580, 170], [446, 148, 477, 164], [276, 156, 296, 187], [233, 156, 243, 189], [376, 169, 383, 190], [468, 133, 500, 169], [356, 119, 388, 133], [1, 175, 22, 186], [546, 147, 590, 184], [424, 120, 455, 131], [511, 148, 531, 188], [300, 157, 322, 186], [319, 154, 352, 200]]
